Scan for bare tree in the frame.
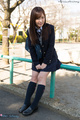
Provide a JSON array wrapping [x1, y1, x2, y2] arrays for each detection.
[[41, 1, 72, 42], [10, 5, 22, 42], [43, 1, 70, 30], [9, 0, 37, 42], [20, 6, 30, 32], [0, 0, 25, 64]]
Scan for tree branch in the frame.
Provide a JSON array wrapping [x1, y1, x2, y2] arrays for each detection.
[[9, 0, 25, 13], [0, 0, 7, 10], [0, 8, 4, 13]]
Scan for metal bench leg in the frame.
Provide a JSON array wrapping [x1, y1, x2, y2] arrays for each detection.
[[10, 59, 14, 84], [50, 72, 55, 98]]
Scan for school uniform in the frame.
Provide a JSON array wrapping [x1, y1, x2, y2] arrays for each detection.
[[26, 23, 62, 72]]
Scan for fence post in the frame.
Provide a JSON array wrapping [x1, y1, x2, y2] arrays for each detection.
[[10, 59, 14, 84], [50, 72, 56, 98], [22, 42, 26, 71]]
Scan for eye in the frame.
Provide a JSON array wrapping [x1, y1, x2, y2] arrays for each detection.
[[42, 16, 45, 19]]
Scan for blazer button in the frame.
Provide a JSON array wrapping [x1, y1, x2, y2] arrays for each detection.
[[44, 52, 45, 54], [49, 60, 51, 63], [42, 45, 44, 47]]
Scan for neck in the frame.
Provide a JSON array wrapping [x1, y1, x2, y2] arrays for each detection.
[[36, 26, 42, 29]]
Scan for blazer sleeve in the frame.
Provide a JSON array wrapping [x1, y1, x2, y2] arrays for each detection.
[[43, 25, 55, 65], [26, 30, 39, 66]]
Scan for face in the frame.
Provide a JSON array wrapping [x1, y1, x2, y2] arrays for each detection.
[[35, 13, 45, 28]]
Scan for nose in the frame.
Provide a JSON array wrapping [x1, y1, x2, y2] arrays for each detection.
[[39, 18, 43, 22]]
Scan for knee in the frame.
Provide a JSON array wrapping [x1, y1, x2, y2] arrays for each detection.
[[38, 74, 44, 83], [30, 75, 38, 83]]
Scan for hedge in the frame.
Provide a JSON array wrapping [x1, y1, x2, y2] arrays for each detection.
[[0, 35, 26, 43]]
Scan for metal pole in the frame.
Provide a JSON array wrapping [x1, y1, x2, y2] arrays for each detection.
[[10, 59, 14, 84], [22, 42, 26, 71], [50, 72, 56, 98]]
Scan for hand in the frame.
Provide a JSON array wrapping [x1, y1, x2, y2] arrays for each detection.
[[40, 63, 47, 69], [36, 64, 41, 70]]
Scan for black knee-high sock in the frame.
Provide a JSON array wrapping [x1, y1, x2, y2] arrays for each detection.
[[30, 84, 45, 110], [24, 81, 36, 106]]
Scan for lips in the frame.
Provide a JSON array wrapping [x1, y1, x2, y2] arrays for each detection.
[[38, 23, 43, 26]]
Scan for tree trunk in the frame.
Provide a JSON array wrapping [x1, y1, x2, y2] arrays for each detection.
[[13, 27, 17, 43], [1, 0, 25, 64], [2, 10, 10, 64], [23, 20, 28, 32]]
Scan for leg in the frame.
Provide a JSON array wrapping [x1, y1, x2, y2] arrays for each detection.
[[23, 72, 49, 115], [30, 72, 49, 108], [24, 70, 39, 105], [19, 70, 39, 113], [38, 71, 49, 86], [30, 70, 39, 83]]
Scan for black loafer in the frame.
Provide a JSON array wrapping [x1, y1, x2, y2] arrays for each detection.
[[19, 104, 31, 113], [22, 106, 38, 116]]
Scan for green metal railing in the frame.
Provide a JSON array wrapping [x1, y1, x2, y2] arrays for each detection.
[[0, 54, 80, 98]]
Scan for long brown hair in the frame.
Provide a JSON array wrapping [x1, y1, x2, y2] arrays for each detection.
[[29, 7, 51, 45]]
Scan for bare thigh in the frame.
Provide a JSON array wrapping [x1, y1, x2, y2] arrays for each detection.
[[38, 72, 50, 86], [30, 70, 39, 83]]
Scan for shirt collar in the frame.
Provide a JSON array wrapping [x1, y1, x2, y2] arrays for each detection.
[[35, 26, 42, 33]]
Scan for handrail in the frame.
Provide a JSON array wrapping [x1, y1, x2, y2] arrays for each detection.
[[1, 54, 80, 71], [0, 54, 32, 63], [60, 64, 80, 72], [0, 54, 80, 98]]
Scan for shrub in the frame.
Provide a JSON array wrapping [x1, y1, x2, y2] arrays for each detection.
[[8, 35, 26, 43], [9, 35, 13, 43], [0, 35, 2, 41], [78, 37, 80, 42], [58, 39, 62, 42], [17, 35, 26, 43]]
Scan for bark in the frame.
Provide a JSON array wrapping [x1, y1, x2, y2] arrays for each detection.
[[9, 0, 25, 13], [2, 9, 10, 64], [13, 27, 17, 42], [1, 0, 25, 64], [0, 0, 6, 10]]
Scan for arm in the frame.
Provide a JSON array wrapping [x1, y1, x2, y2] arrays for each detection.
[[43, 25, 55, 65], [27, 30, 39, 66]]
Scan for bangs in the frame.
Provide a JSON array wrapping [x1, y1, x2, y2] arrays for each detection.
[[35, 11, 44, 19]]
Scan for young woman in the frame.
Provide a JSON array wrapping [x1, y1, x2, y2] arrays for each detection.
[[19, 6, 62, 116]]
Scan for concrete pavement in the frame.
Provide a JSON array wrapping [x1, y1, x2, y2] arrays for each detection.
[[0, 88, 73, 120], [0, 43, 80, 120], [0, 60, 80, 120]]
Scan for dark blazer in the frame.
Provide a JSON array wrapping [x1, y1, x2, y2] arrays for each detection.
[[27, 23, 58, 66]]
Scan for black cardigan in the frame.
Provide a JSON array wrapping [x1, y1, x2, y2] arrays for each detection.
[[26, 23, 58, 66]]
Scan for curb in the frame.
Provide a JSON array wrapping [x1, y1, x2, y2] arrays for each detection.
[[0, 83, 80, 120]]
